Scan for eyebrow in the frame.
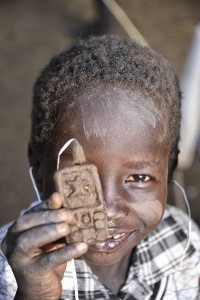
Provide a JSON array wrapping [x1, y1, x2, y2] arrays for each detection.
[[123, 160, 162, 170]]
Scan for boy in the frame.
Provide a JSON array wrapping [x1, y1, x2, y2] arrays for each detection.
[[0, 35, 199, 299]]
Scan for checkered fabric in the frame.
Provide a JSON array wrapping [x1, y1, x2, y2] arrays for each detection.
[[0, 205, 199, 300]]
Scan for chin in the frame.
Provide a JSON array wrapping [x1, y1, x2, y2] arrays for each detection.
[[83, 249, 123, 266]]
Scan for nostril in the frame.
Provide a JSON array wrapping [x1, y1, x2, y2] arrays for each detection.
[[107, 208, 127, 228]]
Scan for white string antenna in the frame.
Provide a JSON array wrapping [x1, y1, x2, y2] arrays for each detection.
[[29, 166, 42, 203], [172, 180, 192, 267], [57, 138, 76, 170], [102, 0, 148, 46]]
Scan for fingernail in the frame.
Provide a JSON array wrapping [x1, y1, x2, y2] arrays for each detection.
[[76, 243, 88, 252], [58, 223, 68, 233]]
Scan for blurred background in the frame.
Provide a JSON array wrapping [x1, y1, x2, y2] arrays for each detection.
[[0, 0, 200, 227]]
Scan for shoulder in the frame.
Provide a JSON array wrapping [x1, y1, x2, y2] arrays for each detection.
[[136, 204, 200, 288], [163, 204, 200, 250], [157, 204, 200, 274], [0, 222, 18, 299], [0, 221, 13, 244], [159, 206, 200, 299]]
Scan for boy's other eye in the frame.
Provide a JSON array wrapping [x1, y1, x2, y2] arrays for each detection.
[[125, 174, 151, 183]]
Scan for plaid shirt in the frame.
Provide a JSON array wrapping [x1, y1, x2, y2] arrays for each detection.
[[0, 205, 199, 300]]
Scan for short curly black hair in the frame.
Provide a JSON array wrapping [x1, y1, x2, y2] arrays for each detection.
[[30, 35, 181, 180]]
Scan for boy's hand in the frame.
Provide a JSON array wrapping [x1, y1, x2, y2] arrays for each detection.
[[2, 193, 88, 300]]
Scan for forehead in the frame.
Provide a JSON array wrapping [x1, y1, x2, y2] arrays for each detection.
[[62, 84, 168, 137], [55, 85, 169, 156]]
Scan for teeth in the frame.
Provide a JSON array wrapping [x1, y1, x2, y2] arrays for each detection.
[[113, 233, 126, 240], [106, 233, 126, 240], [107, 235, 113, 239]]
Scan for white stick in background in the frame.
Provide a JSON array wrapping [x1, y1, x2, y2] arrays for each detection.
[[179, 23, 200, 170]]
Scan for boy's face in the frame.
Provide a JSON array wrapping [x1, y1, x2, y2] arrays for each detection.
[[41, 85, 170, 266]]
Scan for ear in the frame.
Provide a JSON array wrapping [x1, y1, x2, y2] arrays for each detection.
[[168, 148, 180, 183], [28, 142, 44, 193]]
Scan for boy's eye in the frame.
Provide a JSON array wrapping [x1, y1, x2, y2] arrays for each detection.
[[125, 174, 151, 183]]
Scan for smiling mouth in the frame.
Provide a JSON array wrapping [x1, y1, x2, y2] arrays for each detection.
[[89, 232, 132, 252]]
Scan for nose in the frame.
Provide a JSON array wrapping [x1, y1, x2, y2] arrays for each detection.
[[107, 204, 128, 228], [106, 196, 127, 219], [102, 180, 129, 224]]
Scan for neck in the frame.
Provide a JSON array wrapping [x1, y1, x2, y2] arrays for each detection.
[[87, 252, 132, 295]]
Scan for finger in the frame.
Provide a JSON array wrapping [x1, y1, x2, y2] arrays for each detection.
[[26, 193, 63, 214], [39, 243, 88, 271], [13, 222, 71, 256], [12, 209, 76, 232], [44, 192, 63, 210]]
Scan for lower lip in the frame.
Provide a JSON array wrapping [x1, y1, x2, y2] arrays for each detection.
[[89, 232, 132, 253]]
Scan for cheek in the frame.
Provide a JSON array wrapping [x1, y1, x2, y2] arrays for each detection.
[[145, 200, 165, 229], [128, 199, 165, 231]]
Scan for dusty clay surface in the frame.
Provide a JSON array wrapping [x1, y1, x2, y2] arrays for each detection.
[[0, 0, 200, 226]]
